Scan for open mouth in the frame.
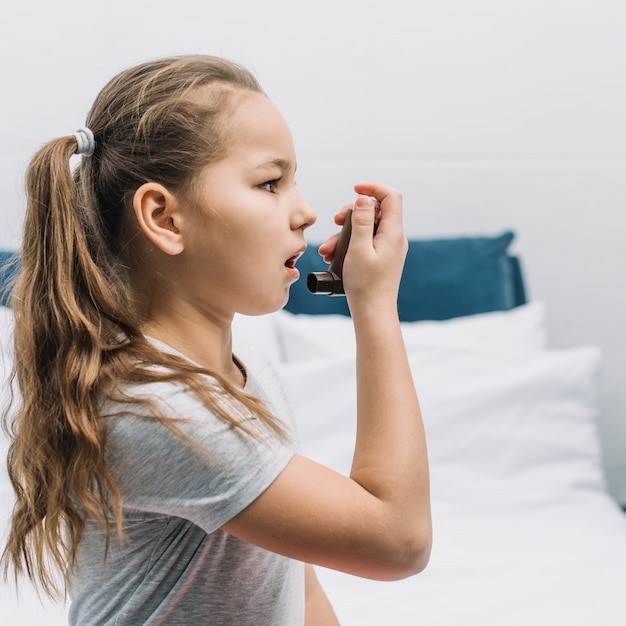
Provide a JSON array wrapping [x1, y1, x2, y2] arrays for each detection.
[[284, 250, 304, 269]]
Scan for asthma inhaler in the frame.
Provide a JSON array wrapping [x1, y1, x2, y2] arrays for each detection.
[[307, 198, 380, 296]]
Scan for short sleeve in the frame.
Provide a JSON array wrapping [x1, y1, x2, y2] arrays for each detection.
[[103, 381, 295, 533]]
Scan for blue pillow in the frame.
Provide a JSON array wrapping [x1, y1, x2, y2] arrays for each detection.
[[285, 231, 525, 321]]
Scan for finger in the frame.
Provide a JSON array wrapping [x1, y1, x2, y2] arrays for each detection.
[[353, 182, 403, 223], [317, 232, 341, 263], [353, 181, 397, 201], [334, 203, 355, 227], [318, 201, 361, 260]]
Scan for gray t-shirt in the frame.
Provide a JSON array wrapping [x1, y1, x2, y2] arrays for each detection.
[[68, 341, 302, 625]]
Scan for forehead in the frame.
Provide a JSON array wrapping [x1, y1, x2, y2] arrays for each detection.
[[222, 92, 296, 166]]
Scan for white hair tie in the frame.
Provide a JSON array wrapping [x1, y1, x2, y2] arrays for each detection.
[[73, 127, 95, 157]]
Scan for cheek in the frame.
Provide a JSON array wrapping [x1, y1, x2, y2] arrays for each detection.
[[186, 199, 281, 268]]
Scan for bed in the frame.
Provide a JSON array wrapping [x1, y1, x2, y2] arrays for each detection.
[[2, 231, 626, 624]]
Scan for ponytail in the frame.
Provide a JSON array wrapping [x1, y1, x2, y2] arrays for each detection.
[[3, 135, 133, 596]]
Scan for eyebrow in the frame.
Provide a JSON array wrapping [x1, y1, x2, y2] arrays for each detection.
[[253, 158, 296, 173]]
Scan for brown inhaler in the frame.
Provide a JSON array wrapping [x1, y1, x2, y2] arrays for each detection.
[[307, 199, 379, 296]]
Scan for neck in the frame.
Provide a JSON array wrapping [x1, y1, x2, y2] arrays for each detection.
[[140, 303, 245, 388]]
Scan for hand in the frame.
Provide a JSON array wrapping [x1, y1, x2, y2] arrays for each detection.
[[318, 182, 408, 315]]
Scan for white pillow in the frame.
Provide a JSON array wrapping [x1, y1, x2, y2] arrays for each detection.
[[415, 345, 604, 494], [275, 302, 547, 362], [280, 343, 604, 496], [0, 305, 14, 362], [0, 305, 15, 456]]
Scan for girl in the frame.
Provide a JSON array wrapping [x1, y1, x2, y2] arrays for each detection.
[[1, 55, 431, 625]]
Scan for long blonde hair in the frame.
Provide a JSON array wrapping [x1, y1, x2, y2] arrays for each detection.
[[1, 55, 286, 598]]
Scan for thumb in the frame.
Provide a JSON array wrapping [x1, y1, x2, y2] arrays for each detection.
[[350, 195, 377, 245]]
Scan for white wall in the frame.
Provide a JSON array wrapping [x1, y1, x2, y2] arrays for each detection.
[[1, 0, 625, 501]]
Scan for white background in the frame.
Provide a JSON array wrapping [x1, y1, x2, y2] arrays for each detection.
[[1, 0, 625, 502]]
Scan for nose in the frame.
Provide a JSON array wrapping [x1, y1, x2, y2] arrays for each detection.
[[291, 189, 317, 230]]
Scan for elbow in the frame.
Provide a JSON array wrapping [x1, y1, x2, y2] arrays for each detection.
[[369, 522, 433, 581], [406, 538, 432, 577], [393, 526, 432, 580]]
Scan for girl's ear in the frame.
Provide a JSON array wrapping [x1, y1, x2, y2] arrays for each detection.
[[132, 183, 185, 255]]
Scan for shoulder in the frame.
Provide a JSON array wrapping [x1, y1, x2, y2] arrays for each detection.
[[100, 375, 295, 528]]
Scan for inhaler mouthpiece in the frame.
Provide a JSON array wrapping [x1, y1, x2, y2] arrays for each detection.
[[306, 270, 345, 295]]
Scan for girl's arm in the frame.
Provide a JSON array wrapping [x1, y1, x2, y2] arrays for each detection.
[[305, 564, 340, 625], [222, 183, 431, 581]]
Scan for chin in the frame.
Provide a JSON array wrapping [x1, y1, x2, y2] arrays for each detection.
[[239, 295, 289, 317]]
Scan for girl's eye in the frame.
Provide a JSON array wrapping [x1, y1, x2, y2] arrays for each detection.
[[260, 180, 279, 193]]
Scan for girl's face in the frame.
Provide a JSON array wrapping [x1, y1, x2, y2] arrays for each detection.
[[179, 92, 317, 318]]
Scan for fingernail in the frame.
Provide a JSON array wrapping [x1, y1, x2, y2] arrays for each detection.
[[355, 195, 376, 208]]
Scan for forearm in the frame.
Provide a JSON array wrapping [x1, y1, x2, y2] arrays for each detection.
[[350, 307, 431, 541]]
